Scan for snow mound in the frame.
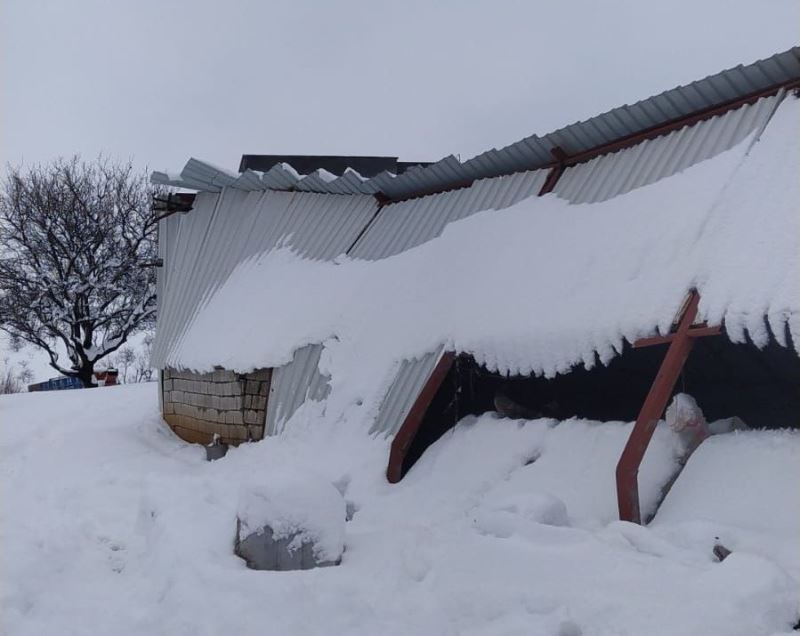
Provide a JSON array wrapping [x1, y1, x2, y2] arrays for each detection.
[[468, 416, 682, 527], [473, 492, 569, 539], [237, 475, 345, 564], [655, 430, 800, 534]]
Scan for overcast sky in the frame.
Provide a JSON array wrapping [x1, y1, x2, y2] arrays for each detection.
[[2, 0, 798, 175]]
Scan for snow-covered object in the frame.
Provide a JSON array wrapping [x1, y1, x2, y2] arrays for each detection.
[[165, 97, 800, 440], [236, 476, 345, 568], [665, 393, 706, 434], [655, 430, 800, 534], [665, 392, 708, 453]]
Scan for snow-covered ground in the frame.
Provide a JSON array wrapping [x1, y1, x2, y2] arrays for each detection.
[[2, 383, 798, 635]]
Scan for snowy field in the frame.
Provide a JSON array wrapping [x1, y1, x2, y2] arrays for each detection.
[[2, 383, 799, 635]]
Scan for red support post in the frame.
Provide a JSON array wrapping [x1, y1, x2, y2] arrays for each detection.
[[616, 292, 702, 524], [387, 352, 455, 483]]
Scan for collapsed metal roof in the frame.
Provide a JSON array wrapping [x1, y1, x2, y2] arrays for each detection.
[[152, 46, 800, 201]]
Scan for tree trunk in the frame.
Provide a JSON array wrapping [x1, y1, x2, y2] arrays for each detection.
[[77, 364, 96, 388]]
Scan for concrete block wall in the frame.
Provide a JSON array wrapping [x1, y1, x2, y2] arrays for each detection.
[[162, 367, 272, 445]]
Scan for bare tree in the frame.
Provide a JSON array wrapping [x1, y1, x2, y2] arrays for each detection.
[[116, 345, 137, 383], [0, 358, 32, 394], [133, 332, 154, 383], [0, 156, 160, 387]]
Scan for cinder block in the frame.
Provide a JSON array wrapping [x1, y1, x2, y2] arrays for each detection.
[[173, 403, 189, 417], [249, 368, 272, 382], [244, 410, 263, 425], [202, 419, 227, 435], [258, 382, 269, 397], [217, 381, 236, 396], [219, 396, 238, 411], [228, 425, 250, 441], [226, 411, 244, 425], [252, 396, 267, 411], [213, 368, 236, 382]]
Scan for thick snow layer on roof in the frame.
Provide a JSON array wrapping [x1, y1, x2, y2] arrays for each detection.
[[166, 97, 800, 433], [3, 384, 799, 634]]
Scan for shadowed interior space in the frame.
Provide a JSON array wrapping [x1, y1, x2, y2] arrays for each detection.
[[401, 330, 800, 477]]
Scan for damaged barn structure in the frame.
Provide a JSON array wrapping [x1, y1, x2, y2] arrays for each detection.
[[151, 47, 800, 524]]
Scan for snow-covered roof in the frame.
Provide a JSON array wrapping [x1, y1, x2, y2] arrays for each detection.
[[151, 46, 800, 201], [152, 59, 800, 442]]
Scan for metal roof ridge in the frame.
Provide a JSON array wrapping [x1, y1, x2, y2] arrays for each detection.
[[150, 46, 800, 198]]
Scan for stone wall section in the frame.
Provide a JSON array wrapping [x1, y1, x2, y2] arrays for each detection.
[[162, 367, 271, 445]]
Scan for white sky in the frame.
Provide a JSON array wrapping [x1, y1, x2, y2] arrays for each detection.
[[2, 0, 798, 174]]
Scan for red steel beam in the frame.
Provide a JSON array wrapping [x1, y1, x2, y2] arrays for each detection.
[[616, 291, 703, 524], [386, 352, 456, 483], [634, 324, 721, 348], [538, 147, 568, 195]]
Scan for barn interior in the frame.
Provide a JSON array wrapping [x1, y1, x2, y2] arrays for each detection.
[[401, 329, 800, 477]]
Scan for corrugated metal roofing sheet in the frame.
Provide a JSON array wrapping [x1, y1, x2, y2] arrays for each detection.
[[553, 93, 783, 203], [152, 46, 800, 201], [152, 191, 223, 368], [351, 170, 547, 438], [151, 189, 378, 368], [265, 343, 331, 436], [350, 169, 547, 259], [152, 160, 388, 196], [368, 348, 444, 438]]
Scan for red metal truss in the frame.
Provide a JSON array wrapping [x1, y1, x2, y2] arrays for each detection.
[[616, 290, 721, 524]]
